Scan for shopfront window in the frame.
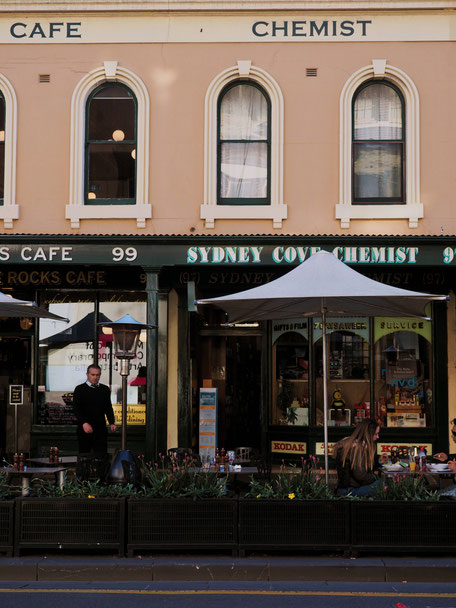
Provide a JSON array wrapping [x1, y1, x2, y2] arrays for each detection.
[[272, 321, 309, 426], [374, 318, 432, 428], [314, 318, 370, 427], [37, 291, 146, 426]]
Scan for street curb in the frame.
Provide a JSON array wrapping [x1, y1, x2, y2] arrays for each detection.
[[1, 557, 456, 582]]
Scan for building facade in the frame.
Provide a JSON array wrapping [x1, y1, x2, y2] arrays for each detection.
[[0, 1, 455, 462]]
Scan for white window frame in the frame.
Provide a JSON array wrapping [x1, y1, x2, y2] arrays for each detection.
[[0, 73, 19, 229], [201, 60, 286, 229], [336, 59, 422, 229], [66, 61, 151, 229]]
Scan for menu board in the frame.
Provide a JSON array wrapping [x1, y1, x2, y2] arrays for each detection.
[[199, 388, 218, 462]]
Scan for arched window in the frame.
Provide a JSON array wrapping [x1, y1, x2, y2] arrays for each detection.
[[336, 60, 422, 229], [352, 81, 404, 203], [0, 92, 5, 203], [217, 82, 270, 205], [85, 83, 137, 204]]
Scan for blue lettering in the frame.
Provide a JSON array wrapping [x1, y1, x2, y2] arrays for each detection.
[[252, 21, 268, 37]]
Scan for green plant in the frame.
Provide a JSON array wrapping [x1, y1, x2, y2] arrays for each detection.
[[31, 478, 137, 498], [139, 454, 228, 499], [370, 474, 439, 501], [245, 457, 334, 500], [0, 471, 10, 500]]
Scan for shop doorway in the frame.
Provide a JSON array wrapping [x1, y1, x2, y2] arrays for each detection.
[[0, 337, 32, 456], [197, 332, 262, 452]]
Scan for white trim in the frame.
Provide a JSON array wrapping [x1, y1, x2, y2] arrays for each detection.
[[336, 59, 422, 229], [202, 61, 286, 229], [66, 61, 151, 229], [0, 73, 19, 229]]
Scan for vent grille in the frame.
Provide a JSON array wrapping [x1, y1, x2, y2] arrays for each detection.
[[39, 74, 50, 83], [306, 68, 318, 77]]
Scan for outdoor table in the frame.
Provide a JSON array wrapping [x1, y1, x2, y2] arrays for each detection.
[[0, 466, 68, 496], [28, 456, 77, 467]]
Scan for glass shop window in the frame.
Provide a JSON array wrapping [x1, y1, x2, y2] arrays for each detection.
[[314, 319, 370, 427], [272, 323, 309, 426], [99, 292, 147, 426], [374, 319, 432, 428], [38, 292, 95, 425], [37, 291, 146, 426]]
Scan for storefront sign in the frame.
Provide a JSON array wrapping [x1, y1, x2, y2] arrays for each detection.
[[1, 13, 455, 44], [312, 318, 369, 343], [377, 442, 432, 455], [9, 385, 23, 406], [0, 240, 455, 268], [199, 388, 217, 461], [112, 403, 145, 425], [272, 319, 308, 344], [271, 440, 307, 454], [374, 318, 432, 343]]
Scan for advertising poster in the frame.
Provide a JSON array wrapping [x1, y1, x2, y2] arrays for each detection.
[[199, 387, 217, 462]]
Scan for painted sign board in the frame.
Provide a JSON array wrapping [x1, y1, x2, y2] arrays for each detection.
[[9, 385, 23, 406], [199, 388, 218, 462]]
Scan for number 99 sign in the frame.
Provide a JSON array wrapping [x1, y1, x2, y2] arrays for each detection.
[[112, 247, 138, 262]]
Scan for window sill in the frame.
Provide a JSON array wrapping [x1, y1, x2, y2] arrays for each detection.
[[200, 203, 287, 229], [0, 204, 20, 229], [335, 203, 424, 229], [65, 203, 152, 229]]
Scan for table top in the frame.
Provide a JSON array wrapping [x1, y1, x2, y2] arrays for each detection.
[[28, 456, 77, 466], [190, 467, 258, 474], [0, 467, 67, 476]]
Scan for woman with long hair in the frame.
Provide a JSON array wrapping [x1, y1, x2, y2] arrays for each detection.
[[333, 418, 387, 496]]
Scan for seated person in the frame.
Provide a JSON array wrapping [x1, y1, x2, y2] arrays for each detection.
[[333, 419, 388, 497], [433, 418, 456, 472]]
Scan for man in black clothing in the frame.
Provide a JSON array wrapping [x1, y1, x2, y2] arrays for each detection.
[[73, 364, 117, 454]]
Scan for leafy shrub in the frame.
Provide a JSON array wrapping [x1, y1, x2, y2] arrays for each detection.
[[370, 474, 439, 501], [245, 457, 334, 500], [139, 454, 228, 499], [31, 478, 136, 498]]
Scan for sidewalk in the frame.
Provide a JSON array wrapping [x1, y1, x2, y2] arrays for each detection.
[[0, 556, 455, 582]]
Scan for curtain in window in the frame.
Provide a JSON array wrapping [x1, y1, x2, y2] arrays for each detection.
[[353, 83, 404, 202], [219, 84, 269, 201]]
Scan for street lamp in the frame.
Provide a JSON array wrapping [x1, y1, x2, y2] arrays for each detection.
[[98, 314, 156, 483]]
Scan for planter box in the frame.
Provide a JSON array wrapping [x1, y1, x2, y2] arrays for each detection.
[[14, 498, 125, 556], [0, 501, 14, 556], [239, 499, 350, 554], [350, 501, 456, 554], [127, 498, 238, 556]]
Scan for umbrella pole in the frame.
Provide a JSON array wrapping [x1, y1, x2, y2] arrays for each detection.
[[322, 303, 329, 486]]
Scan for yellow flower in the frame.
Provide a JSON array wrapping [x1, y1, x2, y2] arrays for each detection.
[[88, 495, 95, 499], [288, 493, 295, 500], [256, 494, 261, 498]]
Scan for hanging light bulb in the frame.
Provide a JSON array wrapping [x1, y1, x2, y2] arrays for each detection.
[[131, 149, 136, 160], [88, 192, 97, 199], [112, 129, 125, 141], [0, 131, 5, 142]]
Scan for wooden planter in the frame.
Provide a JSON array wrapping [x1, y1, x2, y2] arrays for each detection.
[[350, 500, 456, 555], [0, 501, 14, 556], [14, 498, 125, 556], [127, 498, 238, 556], [238, 499, 350, 555]]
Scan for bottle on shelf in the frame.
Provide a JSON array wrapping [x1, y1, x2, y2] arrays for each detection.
[[19, 453, 24, 472], [13, 453, 19, 472]]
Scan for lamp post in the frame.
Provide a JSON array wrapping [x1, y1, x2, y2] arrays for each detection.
[[98, 314, 156, 483]]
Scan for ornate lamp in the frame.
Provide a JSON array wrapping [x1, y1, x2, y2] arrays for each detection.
[[98, 314, 156, 483]]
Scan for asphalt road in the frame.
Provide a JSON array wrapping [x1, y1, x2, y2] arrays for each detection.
[[1, 582, 456, 608]]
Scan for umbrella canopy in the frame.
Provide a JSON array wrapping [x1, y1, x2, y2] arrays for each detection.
[[196, 250, 448, 322], [40, 311, 111, 345], [197, 250, 449, 483], [0, 291, 69, 322]]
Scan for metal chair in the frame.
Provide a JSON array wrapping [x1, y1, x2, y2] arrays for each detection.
[[234, 447, 254, 465], [76, 452, 111, 482]]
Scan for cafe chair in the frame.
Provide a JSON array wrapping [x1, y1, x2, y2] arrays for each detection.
[[234, 446, 254, 465], [250, 453, 272, 481], [76, 452, 111, 482]]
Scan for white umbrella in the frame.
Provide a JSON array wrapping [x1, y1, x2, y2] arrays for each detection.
[[196, 250, 448, 481], [0, 291, 69, 321]]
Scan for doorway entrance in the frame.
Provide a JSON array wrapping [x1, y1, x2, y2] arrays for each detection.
[[0, 337, 32, 456], [197, 332, 263, 452]]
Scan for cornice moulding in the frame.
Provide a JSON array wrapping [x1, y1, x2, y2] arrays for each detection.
[[2, 1, 456, 13]]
